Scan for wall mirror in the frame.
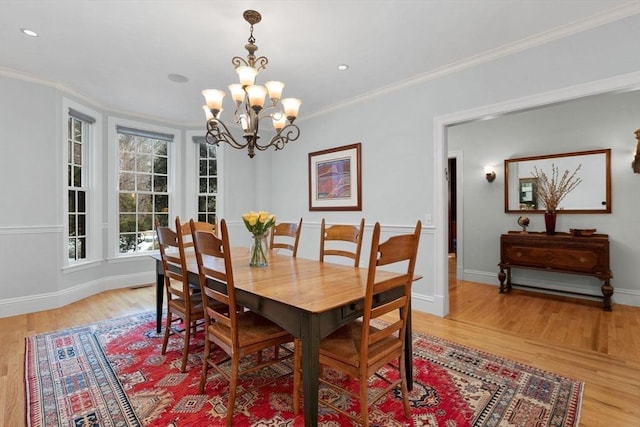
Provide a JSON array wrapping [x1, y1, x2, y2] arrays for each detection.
[[504, 148, 611, 213]]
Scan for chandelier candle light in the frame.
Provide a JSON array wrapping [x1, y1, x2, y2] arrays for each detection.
[[242, 211, 276, 267], [202, 10, 301, 158]]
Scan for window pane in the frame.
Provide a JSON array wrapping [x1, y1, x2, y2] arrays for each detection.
[[119, 193, 136, 213], [155, 214, 169, 227], [136, 173, 152, 191], [209, 178, 217, 193], [154, 156, 167, 174], [199, 178, 207, 193], [119, 233, 137, 253], [208, 160, 217, 175], [73, 119, 82, 141], [120, 152, 136, 172], [120, 172, 136, 191], [154, 194, 169, 212], [198, 195, 206, 212], [207, 196, 216, 212], [69, 216, 76, 236], [68, 238, 76, 259], [136, 154, 152, 173], [73, 142, 82, 165], [119, 214, 136, 232], [199, 160, 207, 176], [78, 191, 86, 212], [138, 213, 153, 233], [69, 190, 76, 212], [77, 214, 86, 235], [207, 213, 216, 224], [73, 165, 81, 187], [153, 175, 167, 192], [198, 213, 206, 222], [137, 193, 153, 212], [78, 237, 86, 258]]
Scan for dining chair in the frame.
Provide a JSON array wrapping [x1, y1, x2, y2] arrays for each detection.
[[191, 219, 295, 427], [269, 217, 302, 256], [155, 220, 205, 373], [293, 220, 422, 426], [319, 217, 365, 267]]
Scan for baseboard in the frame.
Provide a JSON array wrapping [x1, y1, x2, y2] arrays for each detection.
[[0, 271, 155, 318]]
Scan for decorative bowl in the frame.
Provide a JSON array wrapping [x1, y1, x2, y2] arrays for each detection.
[[569, 228, 596, 237]]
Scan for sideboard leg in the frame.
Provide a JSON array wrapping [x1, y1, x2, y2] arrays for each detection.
[[498, 263, 507, 293], [601, 279, 613, 311]]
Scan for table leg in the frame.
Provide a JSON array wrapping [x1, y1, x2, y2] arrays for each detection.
[[405, 298, 413, 390], [156, 267, 164, 333], [300, 314, 320, 427]]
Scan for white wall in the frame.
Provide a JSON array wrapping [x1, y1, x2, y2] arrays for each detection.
[[1, 13, 638, 317]]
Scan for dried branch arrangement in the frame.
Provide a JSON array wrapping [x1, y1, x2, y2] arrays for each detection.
[[532, 163, 582, 211]]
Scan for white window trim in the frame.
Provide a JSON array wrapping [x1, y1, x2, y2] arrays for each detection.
[[107, 117, 181, 259], [61, 98, 102, 269]]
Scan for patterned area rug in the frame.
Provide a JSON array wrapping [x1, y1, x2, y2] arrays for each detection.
[[25, 311, 583, 426]]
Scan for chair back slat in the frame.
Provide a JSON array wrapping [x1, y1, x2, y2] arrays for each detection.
[[320, 218, 365, 267], [269, 218, 302, 256]]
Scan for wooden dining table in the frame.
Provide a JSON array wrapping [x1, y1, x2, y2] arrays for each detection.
[[151, 248, 420, 427]]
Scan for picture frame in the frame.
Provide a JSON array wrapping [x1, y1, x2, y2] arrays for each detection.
[[308, 143, 362, 211]]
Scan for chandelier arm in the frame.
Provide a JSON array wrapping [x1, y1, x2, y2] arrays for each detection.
[[205, 119, 248, 150], [252, 56, 268, 72], [256, 124, 300, 151], [231, 56, 250, 68]]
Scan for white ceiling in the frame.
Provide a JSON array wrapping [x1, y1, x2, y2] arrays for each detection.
[[1, 0, 638, 125]]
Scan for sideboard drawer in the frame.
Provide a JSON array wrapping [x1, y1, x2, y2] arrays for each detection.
[[502, 244, 605, 275]]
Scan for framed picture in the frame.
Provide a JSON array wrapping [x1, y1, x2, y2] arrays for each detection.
[[308, 143, 362, 211], [518, 177, 538, 210]]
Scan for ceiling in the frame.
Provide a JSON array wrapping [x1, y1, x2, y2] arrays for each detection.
[[1, 0, 638, 125]]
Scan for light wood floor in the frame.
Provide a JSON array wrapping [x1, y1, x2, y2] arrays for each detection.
[[1, 261, 638, 426]]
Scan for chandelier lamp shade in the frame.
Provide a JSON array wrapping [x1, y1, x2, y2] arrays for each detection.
[[202, 10, 301, 158]]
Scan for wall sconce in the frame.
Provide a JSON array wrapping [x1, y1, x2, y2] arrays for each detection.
[[632, 129, 640, 174], [484, 166, 496, 182]]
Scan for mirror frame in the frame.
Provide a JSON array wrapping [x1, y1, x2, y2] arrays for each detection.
[[504, 148, 611, 214]]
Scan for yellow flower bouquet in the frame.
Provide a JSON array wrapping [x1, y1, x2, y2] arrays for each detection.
[[242, 211, 276, 267]]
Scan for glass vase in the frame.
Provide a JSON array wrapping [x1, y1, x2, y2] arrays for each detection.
[[249, 234, 268, 267], [544, 210, 557, 235]]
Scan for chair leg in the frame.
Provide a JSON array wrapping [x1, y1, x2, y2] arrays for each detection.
[[360, 373, 369, 427], [292, 339, 301, 415], [180, 316, 191, 373], [399, 356, 411, 418], [161, 310, 172, 354], [199, 335, 210, 394], [226, 355, 240, 427]]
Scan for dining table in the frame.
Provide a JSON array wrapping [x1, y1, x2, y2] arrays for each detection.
[[151, 247, 420, 427]]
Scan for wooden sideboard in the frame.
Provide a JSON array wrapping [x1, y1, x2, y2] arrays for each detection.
[[498, 231, 613, 311]]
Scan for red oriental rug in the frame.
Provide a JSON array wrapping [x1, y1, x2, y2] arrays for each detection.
[[25, 311, 583, 426]]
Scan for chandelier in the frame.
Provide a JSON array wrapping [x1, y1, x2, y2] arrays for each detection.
[[202, 10, 301, 158]]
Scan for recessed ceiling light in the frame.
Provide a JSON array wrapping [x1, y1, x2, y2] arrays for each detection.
[[20, 28, 39, 37], [168, 73, 189, 83], [337, 64, 349, 71]]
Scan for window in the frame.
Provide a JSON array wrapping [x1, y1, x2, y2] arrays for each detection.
[[67, 109, 95, 262], [117, 126, 172, 254], [197, 139, 218, 225]]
